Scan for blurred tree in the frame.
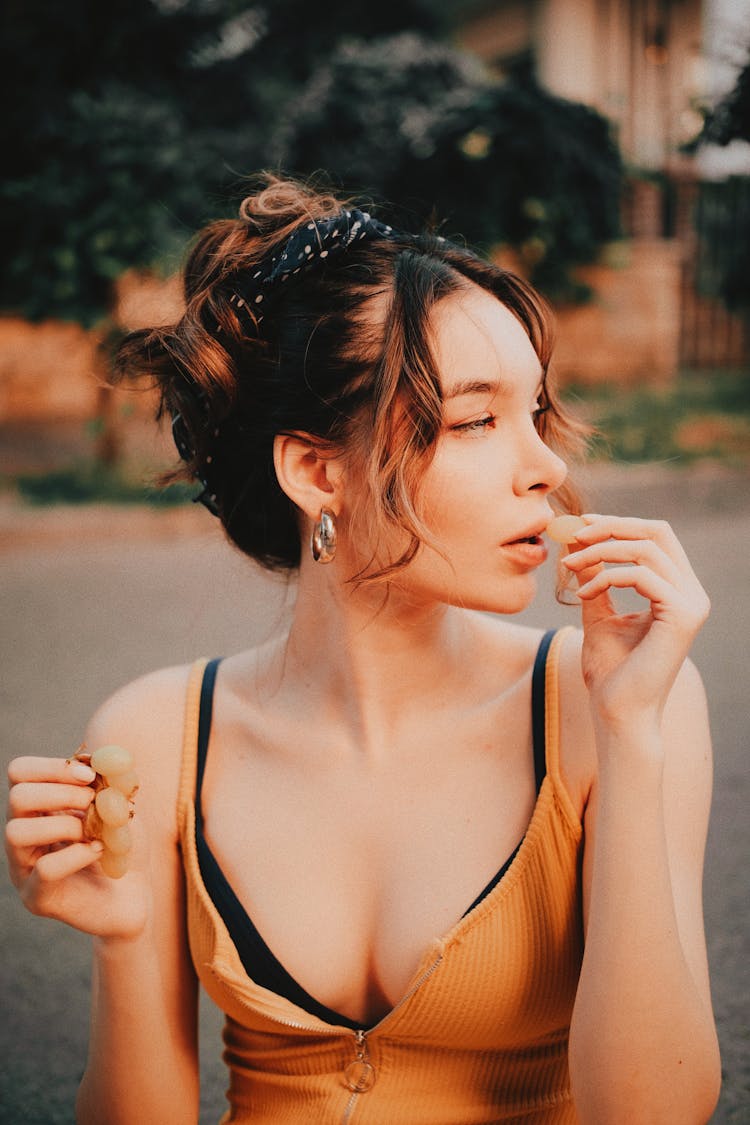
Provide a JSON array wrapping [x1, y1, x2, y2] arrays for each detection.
[[0, 0, 457, 329], [699, 50, 750, 147], [0, 2, 624, 462], [1, 0, 274, 460], [275, 33, 623, 299], [0, 0, 262, 327]]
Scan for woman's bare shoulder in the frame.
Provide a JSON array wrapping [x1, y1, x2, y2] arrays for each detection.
[[469, 614, 548, 676], [86, 662, 195, 746], [83, 662, 201, 824]]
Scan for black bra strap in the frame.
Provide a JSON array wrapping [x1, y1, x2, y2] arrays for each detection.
[[531, 629, 556, 793], [196, 657, 222, 829]]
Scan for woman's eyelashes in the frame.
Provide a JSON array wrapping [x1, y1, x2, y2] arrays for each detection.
[[450, 401, 547, 436], [446, 381, 549, 437], [450, 414, 496, 435]]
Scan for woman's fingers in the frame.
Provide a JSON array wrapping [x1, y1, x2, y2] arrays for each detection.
[[563, 537, 683, 587], [576, 564, 674, 606], [6, 756, 99, 888], [561, 514, 709, 635], [31, 841, 105, 886], [7, 755, 97, 821], [573, 515, 692, 570], [576, 563, 709, 630], [8, 755, 96, 786], [6, 813, 86, 850], [7, 780, 94, 817]]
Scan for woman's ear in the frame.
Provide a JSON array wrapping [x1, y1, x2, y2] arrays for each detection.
[[273, 432, 345, 519]]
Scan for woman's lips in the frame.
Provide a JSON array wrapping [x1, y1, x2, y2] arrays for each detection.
[[500, 535, 548, 566]]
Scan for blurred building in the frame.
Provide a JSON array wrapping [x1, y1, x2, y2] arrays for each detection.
[[457, 0, 750, 373], [458, 0, 750, 175]]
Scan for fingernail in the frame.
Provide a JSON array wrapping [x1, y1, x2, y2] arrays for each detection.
[[91, 840, 105, 852], [70, 763, 96, 782]]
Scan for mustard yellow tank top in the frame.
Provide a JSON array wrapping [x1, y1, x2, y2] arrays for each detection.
[[177, 627, 583, 1124]]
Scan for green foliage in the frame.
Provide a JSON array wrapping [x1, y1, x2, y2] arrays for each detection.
[[275, 33, 623, 298], [15, 463, 196, 507], [568, 369, 750, 466], [698, 48, 750, 146], [1, 1, 623, 329], [0, 0, 265, 326]]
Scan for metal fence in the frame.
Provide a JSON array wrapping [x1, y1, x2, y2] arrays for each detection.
[[674, 175, 749, 370], [623, 173, 749, 370]]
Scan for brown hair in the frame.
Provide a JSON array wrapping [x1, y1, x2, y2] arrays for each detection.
[[114, 173, 586, 582]]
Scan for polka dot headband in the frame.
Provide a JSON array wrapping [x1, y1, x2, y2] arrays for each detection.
[[228, 208, 397, 330]]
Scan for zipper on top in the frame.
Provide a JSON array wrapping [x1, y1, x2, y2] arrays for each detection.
[[340, 950, 444, 1123], [214, 946, 445, 1124]]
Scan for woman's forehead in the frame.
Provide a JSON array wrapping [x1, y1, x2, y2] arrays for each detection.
[[430, 287, 543, 396]]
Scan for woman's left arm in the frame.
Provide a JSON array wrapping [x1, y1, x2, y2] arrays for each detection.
[[563, 516, 722, 1125]]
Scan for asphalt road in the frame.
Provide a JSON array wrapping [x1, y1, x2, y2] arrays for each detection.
[[1, 462, 748, 1124]]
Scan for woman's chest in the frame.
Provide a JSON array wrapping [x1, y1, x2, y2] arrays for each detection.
[[201, 715, 537, 1024]]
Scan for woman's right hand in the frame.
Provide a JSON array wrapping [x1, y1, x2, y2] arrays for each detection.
[[5, 754, 149, 939]]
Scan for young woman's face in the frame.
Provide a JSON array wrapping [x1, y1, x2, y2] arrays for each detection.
[[371, 284, 568, 615]]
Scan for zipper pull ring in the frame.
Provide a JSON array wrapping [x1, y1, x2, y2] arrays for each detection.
[[344, 1029, 376, 1093]]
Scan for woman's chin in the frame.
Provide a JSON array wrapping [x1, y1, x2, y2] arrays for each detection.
[[446, 574, 539, 616]]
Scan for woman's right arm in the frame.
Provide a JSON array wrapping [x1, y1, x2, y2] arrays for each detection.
[[6, 666, 200, 1125]]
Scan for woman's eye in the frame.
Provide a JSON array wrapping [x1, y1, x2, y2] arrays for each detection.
[[451, 415, 496, 435]]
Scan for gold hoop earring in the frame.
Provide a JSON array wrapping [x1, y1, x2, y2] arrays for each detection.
[[311, 508, 337, 563]]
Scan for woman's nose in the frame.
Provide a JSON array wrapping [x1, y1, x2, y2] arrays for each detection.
[[514, 430, 568, 496]]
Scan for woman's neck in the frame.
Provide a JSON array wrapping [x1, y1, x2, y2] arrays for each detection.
[[274, 562, 479, 758]]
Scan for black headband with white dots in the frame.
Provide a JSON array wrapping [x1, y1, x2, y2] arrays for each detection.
[[228, 208, 397, 330]]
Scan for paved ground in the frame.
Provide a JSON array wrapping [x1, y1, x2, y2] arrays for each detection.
[[1, 462, 748, 1123]]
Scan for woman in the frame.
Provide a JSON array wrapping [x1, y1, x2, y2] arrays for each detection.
[[6, 175, 720, 1124]]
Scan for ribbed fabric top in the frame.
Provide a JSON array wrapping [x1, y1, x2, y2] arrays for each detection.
[[177, 627, 583, 1124]]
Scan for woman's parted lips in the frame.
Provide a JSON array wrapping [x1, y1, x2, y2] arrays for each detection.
[[502, 518, 553, 546]]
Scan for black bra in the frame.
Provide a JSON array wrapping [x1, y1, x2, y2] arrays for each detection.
[[194, 629, 557, 1032]]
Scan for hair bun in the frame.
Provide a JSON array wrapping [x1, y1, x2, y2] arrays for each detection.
[[238, 173, 352, 242]]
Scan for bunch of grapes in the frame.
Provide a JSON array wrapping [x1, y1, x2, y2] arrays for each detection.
[[72, 744, 139, 879]]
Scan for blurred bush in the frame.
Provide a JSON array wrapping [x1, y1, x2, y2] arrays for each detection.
[[1, 1, 623, 335], [275, 33, 623, 300]]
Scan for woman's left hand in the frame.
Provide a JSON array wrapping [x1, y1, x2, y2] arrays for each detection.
[[561, 515, 710, 734]]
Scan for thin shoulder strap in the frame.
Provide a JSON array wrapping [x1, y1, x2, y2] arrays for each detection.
[[195, 657, 222, 828], [539, 625, 580, 829], [531, 629, 557, 792], [177, 657, 210, 835]]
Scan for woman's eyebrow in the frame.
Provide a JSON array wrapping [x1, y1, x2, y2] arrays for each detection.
[[443, 370, 545, 401], [442, 378, 506, 401]]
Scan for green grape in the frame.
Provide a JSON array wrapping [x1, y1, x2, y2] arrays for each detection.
[[106, 769, 139, 798], [99, 849, 129, 879], [95, 787, 131, 827], [100, 824, 132, 855], [546, 514, 587, 544], [90, 744, 133, 777]]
